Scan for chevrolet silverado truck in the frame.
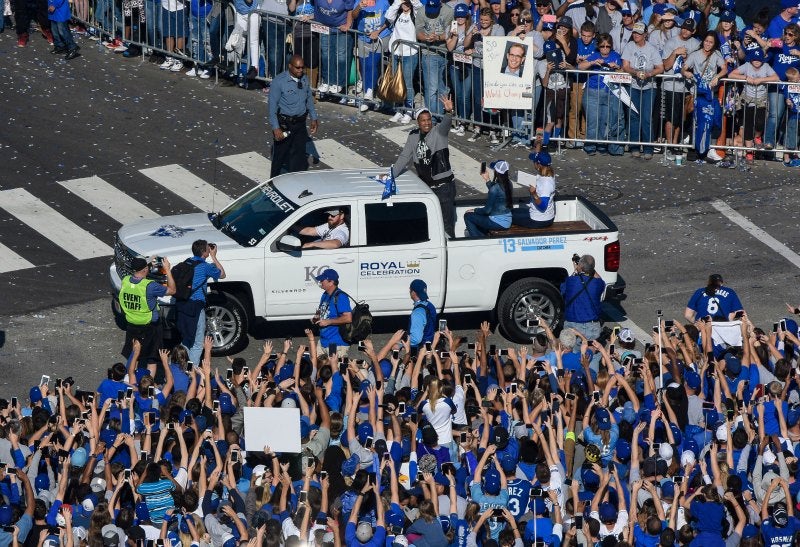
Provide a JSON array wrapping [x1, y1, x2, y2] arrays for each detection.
[[110, 169, 624, 354]]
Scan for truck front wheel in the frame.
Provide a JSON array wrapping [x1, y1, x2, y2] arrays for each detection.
[[206, 292, 249, 356], [497, 278, 563, 343]]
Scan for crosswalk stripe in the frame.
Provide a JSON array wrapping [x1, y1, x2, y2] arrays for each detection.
[[0, 242, 34, 274], [375, 126, 484, 192], [140, 164, 233, 212], [314, 139, 380, 169], [0, 188, 112, 260], [58, 176, 159, 224], [218, 152, 271, 183]]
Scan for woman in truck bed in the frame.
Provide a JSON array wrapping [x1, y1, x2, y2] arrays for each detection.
[[463, 160, 513, 237], [512, 149, 556, 229]]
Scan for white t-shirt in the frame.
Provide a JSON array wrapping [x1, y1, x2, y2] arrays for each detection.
[[528, 175, 556, 222], [314, 222, 350, 246], [589, 509, 629, 538], [422, 397, 454, 445], [161, 0, 184, 12]]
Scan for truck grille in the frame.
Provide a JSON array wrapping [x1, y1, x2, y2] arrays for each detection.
[[114, 234, 138, 278]]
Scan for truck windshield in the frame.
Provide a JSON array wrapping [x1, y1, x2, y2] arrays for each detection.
[[211, 184, 297, 247]]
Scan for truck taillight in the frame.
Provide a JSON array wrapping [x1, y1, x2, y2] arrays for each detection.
[[604, 241, 620, 272]]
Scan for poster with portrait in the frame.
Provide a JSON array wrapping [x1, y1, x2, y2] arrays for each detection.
[[483, 36, 535, 110]]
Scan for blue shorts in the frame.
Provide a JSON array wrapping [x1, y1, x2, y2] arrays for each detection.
[[161, 7, 187, 38]]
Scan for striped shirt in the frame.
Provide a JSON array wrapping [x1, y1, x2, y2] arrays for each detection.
[[137, 479, 175, 523]]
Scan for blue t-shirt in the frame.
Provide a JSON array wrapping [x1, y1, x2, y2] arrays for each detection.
[[354, 0, 390, 42], [686, 285, 743, 320], [784, 84, 800, 114], [97, 378, 129, 407], [188, 256, 222, 302], [633, 523, 661, 547], [761, 516, 800, 546], [315, 0, 354, 28], [345, 522, 386, 547], [769, 44, 800, 81], [469, 483, 509, 539], [319, 289, 352, 347], [584, 50, 624, 90]]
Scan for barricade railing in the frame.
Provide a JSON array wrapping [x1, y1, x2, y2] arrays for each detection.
[[69, 4, 800, 161]]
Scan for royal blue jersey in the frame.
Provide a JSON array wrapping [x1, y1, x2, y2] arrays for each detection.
[[506, 478, 531, 519], [686, 285, 742, 320], [761, 517, 800, 546]]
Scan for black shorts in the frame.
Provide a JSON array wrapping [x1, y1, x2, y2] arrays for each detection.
[[664, 90, 687, 127], [542, 88, 567, 125], [122, 321, 163, 363], [740, 103, 766, 142]]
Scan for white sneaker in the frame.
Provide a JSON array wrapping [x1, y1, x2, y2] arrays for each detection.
[[198, 69, 211, 79], [356, 80, 363, 93], [329, 85, 343, 94], [318, 83, 330, 93], [455, 125, 465, 137], [468, 127, 481, 142], [399, 113, 412, 124], [359, 103, 369, 112], [390, 112, 403, 123], [186, 67, 197, 77], [159, 58, 174, 70], [707, 148, 723, 161], [364, 88, 373, 101], [489, 131, 499, 144], [114, 43, 127, 52], [170, 60, 182, 72]]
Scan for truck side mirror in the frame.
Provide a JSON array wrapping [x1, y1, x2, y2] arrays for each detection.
[[277, 234, 302, 252]]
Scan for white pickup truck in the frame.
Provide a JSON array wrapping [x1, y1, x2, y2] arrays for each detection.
[[110, 169, 624, 354]]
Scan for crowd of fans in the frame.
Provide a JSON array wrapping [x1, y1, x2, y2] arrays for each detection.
[[7, 276, 800, 547], [7, 0, 800, 163]]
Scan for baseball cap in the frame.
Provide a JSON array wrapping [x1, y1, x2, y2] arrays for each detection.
[[324, 207, 345, 216], [484, 469, 501, 495], [719, 9, 735, 22], [356, 521, 374, 542], [131, 257, 148, 271], [281, 397, 297, 408], [661, 480, 675, 499], [685, 369, 701, 390], [490, 160, 510, 174], [595, 408, 611, 430], [454, 3, 469, 17], [529, 151, 552, 166], [616, 439, 631, 461], [774, 503, 789, 526], [315, 268, 339, 282], [598, 502, 617, 523], [747, 48, 765, 62], [0, 506, 12, 526], [29, 386, 42, 404], [557, 15, 572, 28], [632, 21, 646, 33], [424, 0, 442, 14], [393, 536, 410, 547], [410, 279, 428, 301], [493, 427, 509, 449], [618, 328, 634, 343], [72, 447, 88, 467], [342, 454, 360, 477], [681, 18, 696, 30], [101, 525, 126, 547], [724, 353, 742, 375]]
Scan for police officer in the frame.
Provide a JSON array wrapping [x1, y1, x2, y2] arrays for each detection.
[[560, 254, 605, 341], [119, 257, 176, 363], [409, 279, 437, 349], [269, 54, 319, 178]]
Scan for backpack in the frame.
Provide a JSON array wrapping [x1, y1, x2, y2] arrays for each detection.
[[171, 258, 202, 301], [331, 289, 373, 344]]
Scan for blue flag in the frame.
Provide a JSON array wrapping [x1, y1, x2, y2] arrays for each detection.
[[370, 167, 397, 200]]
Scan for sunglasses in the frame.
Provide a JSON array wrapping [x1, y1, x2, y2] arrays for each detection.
[[598, 44, 612, 48], [520, 18, 530, 23]]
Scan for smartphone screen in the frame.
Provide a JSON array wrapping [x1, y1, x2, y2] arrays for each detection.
[[608, 344, 615, 355], [592, 391, 600, 402], [328, 343, 337, 356], [460, 432, 468, 443], [467, 342, 476, 350], [398, 402, 406, 414], [480, 161, 487, 174], [439, 319, 447, 332], [10, 397, 17, 408]]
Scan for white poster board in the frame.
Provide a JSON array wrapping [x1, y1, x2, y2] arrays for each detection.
[[482, 36, 535, 110], [243, 407, 301, 454], [516, 170, 537, 187]]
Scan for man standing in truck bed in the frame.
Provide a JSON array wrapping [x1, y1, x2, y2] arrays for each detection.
[[392, 94, 457, 238]]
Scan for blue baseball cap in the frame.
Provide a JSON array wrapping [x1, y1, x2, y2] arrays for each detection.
[[425, 0, 442, 14], [357, 422, 373, 445], [454, 3, 469, 17], [315, 268, 339, 282], [615, 439, 631, 462], [719, 9, 735, 22], [685, 369, 701, 390], [724, 353, 742, 375], [484, 469, 501, 495], [342, 454, 360, 477], [410, 279, 428, 301], [29, 386, 43, 404], [529, 151, 552, 166], [661, 480, 675, 499], [598, 502, 617, 523], [595, 408, 611, 430]]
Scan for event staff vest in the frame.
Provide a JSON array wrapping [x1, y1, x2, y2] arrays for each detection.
[[410, 300, 437, 347], [119, 276, 155, 325]]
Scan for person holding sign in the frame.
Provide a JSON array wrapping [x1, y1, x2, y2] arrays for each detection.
[[463, 160, 513, 237]]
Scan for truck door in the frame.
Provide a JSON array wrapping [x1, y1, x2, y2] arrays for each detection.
[[356, 199, 446, 314], [265, 205, 359, 319]]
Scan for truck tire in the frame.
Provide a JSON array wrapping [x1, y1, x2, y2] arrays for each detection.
[[497, 278, 563, 343], [206, 292, 248, 356]]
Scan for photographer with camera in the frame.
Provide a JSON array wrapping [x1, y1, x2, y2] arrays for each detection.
[[560, 254, 605, 342], [176, 239, 226, 366]]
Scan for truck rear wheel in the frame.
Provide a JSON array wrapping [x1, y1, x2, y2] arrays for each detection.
[[497, 278, 563, 343], [206, 292, 248, 356]]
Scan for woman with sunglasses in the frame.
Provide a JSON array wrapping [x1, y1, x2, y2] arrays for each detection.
[[764, 23, 800, 150], [533, 0, 552, 31], [446, 3, 476, 136], [578, 33, 625, 155]]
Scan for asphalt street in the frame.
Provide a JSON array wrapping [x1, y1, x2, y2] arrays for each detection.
[[2, 27, 800, 397]]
